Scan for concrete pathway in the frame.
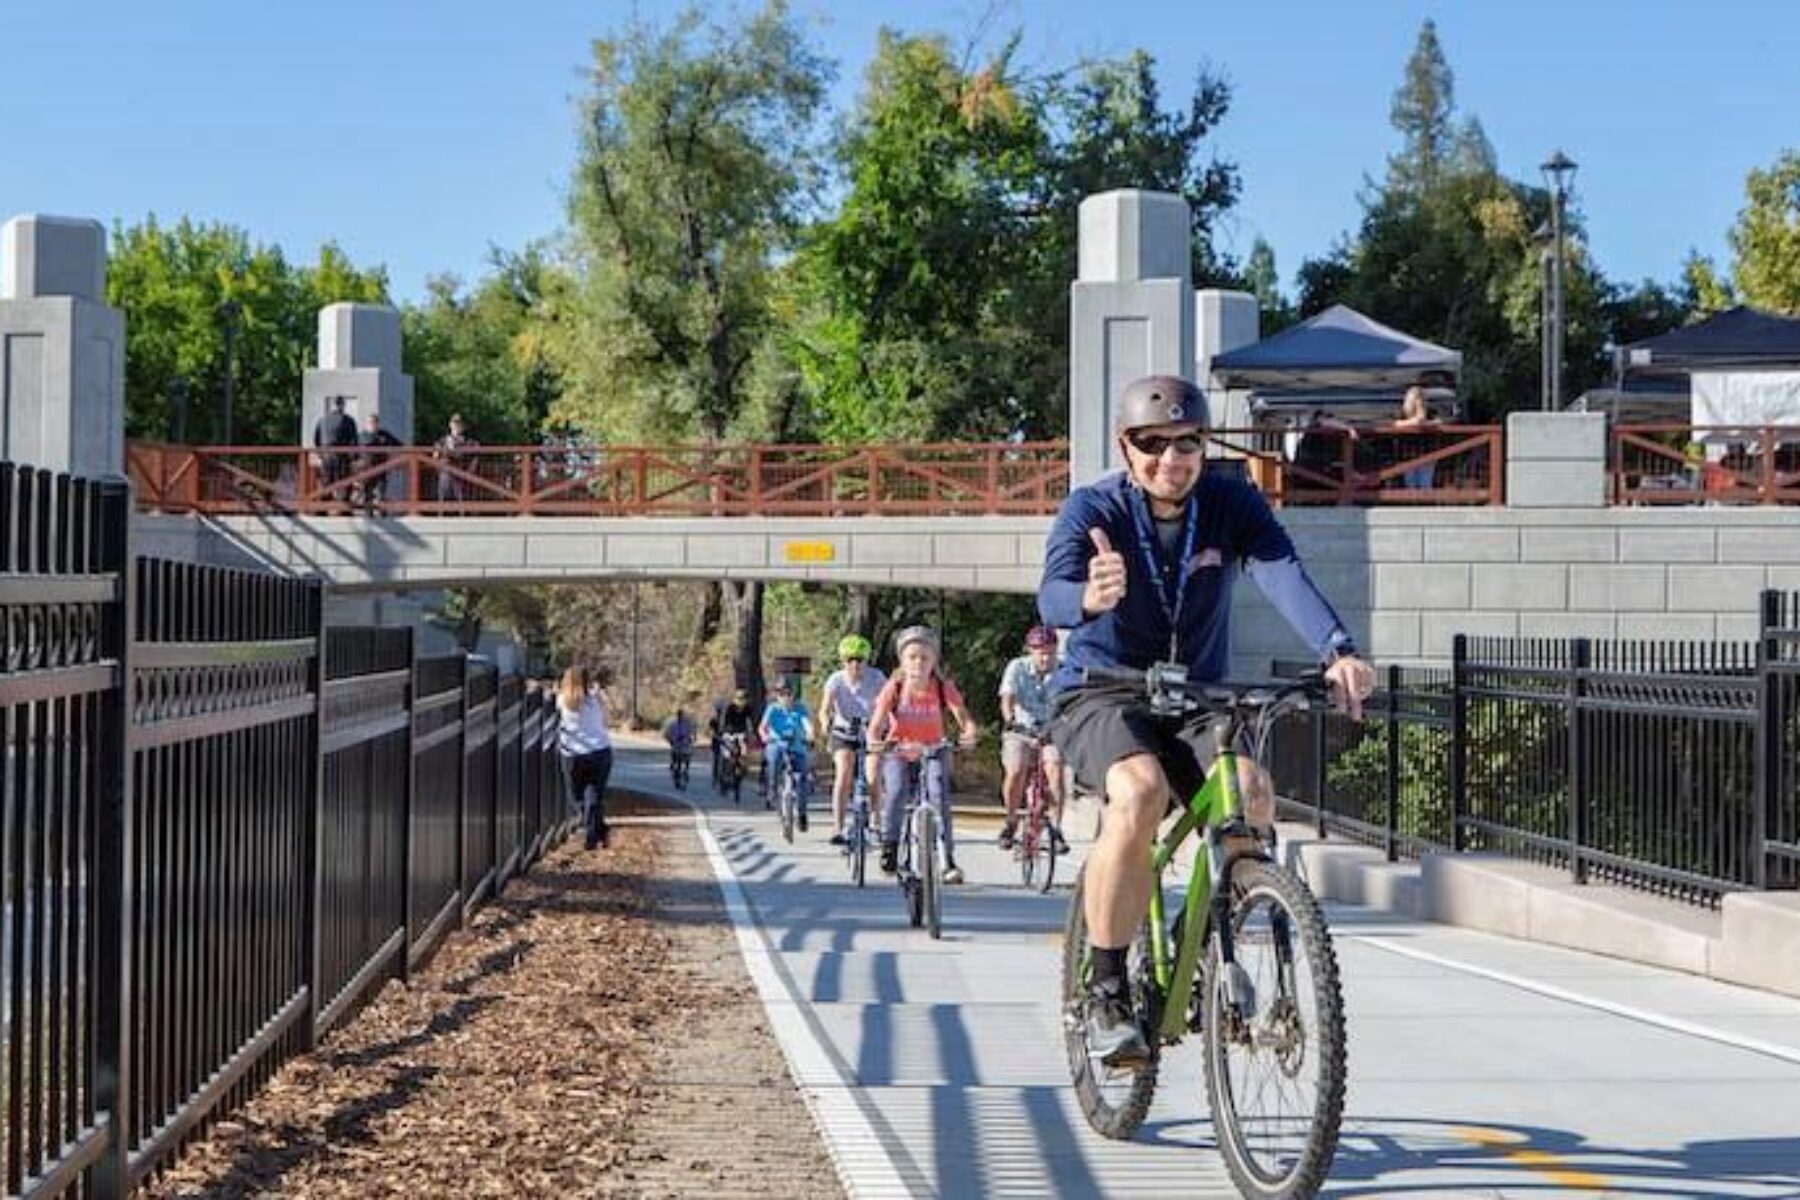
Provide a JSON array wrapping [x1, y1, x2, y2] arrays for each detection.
[[612, 744, 1800, 1199]]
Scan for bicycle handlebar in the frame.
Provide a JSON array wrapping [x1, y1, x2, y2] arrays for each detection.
[[867, 737, 964, 757], [1080, 664, 1332, 716]]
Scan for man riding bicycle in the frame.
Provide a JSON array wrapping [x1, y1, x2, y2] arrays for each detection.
[[758, 680, 815, 823], [712, 688, 755, 792], [1038, 374, 1374, 1067], [998, 625, 1069, 856], [818, 634, 887, 847]]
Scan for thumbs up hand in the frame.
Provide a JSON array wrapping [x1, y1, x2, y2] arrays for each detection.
[[1082, 527, 1128, 615]]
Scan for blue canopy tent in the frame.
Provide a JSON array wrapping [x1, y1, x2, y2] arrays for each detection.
[[1209, 303, 1463, 421]]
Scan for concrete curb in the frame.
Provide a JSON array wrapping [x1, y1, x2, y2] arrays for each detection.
[[1276, 823, 1800, 1000]]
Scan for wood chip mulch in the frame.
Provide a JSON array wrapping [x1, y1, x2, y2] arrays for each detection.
[[143, 799, 845, 1199]]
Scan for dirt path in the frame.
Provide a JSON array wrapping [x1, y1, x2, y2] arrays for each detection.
[[145, 801, 843, 1199]]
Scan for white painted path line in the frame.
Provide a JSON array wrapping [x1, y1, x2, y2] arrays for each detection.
[[1350, 934, 1800, 1067], [685, 805, 920, 1200]]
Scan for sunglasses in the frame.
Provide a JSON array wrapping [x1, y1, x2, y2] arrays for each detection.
[[1125, 430, 1205, 457], [842, 655, 866, 663]]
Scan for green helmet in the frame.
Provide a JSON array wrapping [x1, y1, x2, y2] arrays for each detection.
[[837, 633, 873, 660]]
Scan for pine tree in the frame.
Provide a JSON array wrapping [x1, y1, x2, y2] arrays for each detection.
[[1388, 20, 1457, 194]]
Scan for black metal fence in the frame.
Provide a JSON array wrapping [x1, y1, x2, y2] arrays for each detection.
[[0, 463, 573, 1198], [1275, 597, 1800, 906]]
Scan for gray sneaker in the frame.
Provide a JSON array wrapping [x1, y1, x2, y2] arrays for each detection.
[[1085, 977, 1151, 1069]]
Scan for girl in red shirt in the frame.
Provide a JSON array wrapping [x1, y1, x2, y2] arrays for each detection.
[[869, 625, 980, 883]]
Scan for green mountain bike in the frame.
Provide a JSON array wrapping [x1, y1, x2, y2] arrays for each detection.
[[1061, 666, 1346, 1200]]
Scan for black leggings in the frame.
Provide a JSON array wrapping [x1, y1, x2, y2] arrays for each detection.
[[562, 748, 613, 846]]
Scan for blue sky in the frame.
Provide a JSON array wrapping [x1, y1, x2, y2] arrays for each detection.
[[3, 1, 1795, 303]]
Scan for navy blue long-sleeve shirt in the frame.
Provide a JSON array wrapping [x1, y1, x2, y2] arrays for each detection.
[[1039, 470, 1355, 691]]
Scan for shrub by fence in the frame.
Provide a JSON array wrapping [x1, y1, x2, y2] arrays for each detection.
[[0, 462, 572, 1198], [1274, 603, 1800, 907]]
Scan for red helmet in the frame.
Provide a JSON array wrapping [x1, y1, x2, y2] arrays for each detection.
[[1024, 625, 1057, 650]]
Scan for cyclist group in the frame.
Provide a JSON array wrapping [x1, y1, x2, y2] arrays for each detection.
[[690, 619, 1077, 889], [675, 374, 1372, 1191]]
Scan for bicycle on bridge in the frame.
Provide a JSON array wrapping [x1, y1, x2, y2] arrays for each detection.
[[1062, 665, 1345, 1199]]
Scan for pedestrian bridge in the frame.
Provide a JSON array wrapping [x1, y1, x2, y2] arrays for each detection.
[[139, 509, 1055, 594], [123, 433, 1504, 592]]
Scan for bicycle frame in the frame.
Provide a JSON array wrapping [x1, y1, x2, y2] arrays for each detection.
[[1145, 747, 1244, 1042]]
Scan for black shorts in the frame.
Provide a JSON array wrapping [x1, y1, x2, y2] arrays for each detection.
[[1048, 685, 1224, 805]]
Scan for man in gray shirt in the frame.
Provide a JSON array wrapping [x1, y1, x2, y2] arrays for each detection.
[[997, 625, 1068, 854]]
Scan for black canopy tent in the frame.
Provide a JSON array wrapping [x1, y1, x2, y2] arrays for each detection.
[[1209, 304, 1463, 423], [1572, 306, 1800, 422], [1621, 306, 1800, 376]]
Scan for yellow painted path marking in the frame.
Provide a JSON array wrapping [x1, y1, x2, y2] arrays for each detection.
[[1456, 1126, 1610, 1190]]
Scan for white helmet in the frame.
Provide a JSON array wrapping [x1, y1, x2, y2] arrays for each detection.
[[893, 625, 940, 657]]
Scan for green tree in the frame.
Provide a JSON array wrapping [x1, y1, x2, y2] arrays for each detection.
[[107, 216, 388, 443], [1046, 51, 1241, 283], [1296, 21, 1619, 419], [1727, 150, 1800, 314], [549, 1, 831, 699], [791, 31, 1047, 442], [403, 245, 565, 446], [794, 35, 1241, 444], [549, 1, 829, 444], [1387, 19, 1456, 194], [1679, 251, 1736, 317], [1243, 237, 1296, 332]]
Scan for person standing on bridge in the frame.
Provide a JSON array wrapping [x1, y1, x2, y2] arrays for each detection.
[[433, 413, 478, 506], [312, 395, 359, 504], [1037, 374, 1374, 1067], [357, 411, 402, 512], [556, 664, 613, 850]]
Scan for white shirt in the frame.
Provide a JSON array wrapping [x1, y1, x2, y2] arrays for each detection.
[[823, 666, 888, 731], [558, 694, 611, 756]]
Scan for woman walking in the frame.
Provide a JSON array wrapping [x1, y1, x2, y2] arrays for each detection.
[[557, 665, 613, 849]]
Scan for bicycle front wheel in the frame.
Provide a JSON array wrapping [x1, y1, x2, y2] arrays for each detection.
[[850, 812, 867, 888], [779, 777, 796, 844], [918, 807, 942, 940], [1200, 859, 1346, 1200]]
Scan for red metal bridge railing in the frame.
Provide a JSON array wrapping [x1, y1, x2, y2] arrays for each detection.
[[125, 427, 1510, 517], [125, 441, 1074, 517]]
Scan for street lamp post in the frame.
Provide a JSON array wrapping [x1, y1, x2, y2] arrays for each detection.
[[629, 580, 641, 729], [1540, 150, 1578, 411]]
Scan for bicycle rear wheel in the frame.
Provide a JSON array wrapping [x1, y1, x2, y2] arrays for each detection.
[[1200, 858, 1346, 1200], [1061, 865, 1159, 1140], [1021, 789, 1055, 895]]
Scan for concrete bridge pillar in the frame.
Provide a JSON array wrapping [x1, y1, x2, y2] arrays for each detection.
[[1068, 190, 1195, 485], [301, 302, 415, 444], [0, 214, 126, 476]]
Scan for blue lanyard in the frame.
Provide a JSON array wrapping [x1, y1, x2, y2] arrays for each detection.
[[1127, 488, 1198, 662]]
